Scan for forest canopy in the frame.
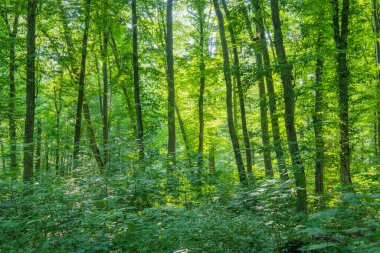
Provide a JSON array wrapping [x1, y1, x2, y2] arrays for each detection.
[[0, 0, 379, 252]]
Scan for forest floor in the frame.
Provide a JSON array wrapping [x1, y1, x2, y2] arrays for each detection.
[[0, 170, 379, 252]]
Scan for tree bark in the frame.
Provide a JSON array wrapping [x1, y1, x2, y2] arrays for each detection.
[[209, 144, 216, 172], [54, 87, 62, 174], [0, 138, 6, 172], [221, 0, 254, 175], [175, 105, 192, 167], [73, 0, 91, 168], [83, 100, 104, 172], [269, 0, 307, 212], [8, 12, 20, 175], [332, 0, 351, 185], [314, 51, 325, 194], [213, 0, 247, 183], [23, 0, 37, 182], [244, 2, 288, 179], [101, 2, 109, 167], [132, 0, 145, 162], [197, 2, 206, 171], [166, 0, 176, 170], [35, 120, 42, 173]]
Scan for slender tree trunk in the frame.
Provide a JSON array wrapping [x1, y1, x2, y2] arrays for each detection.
[[314, 52, 325, 194], [0, 138, 6, 172], [9, 14, 19, 175], [244, 3, 288, 179], [44, 140, 49, 172], [175, 105, 192, 167], [233, 78, 238, 130], [372, 0, 380, 156], [166, 0, 176, 170], [100, 0, 109, 167], [257, 61, 273, 178], [132, 0, 145, 161], [209, 144, 215, 172], [332, 0, 351, 185], [221, 0, 254, 175], [270, 0, 306, 212], [35, 120, 42, 173], [197, 3, 206, 171], [73, 0, 91, 168], [94, 54, 104, 114], [54, 87, 62, 173], [83, 101, 104, 172], [23, 0, 37, 182], [213, 0, 247, 183]]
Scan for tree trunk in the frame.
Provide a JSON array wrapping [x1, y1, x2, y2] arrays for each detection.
[[314, 54, 324, 194], [175, 105, 192, 167], [372, 0, 380, 157], [35, 120, 42, 173], [197, 2, 206, 171], [0, 138, 6, 172], [44, 140, 49, 172], [54, 87, 62, 174], [257, 60, 273, 178], [73, 0, 91, 168], [332, 0, 351, 185], [83, 101, 104, 172], [8, 13, 19, 175], [221, 0, 254, 175], [132, 0, 145, 162], [23, 0, 37, 182], [270, 0, 306, 212], [209, 144, 216, 172], [244, 3, 288, 179], [213, 0, 247, 183], [101, 24, 109, 167], [166, 0, 176, 170]]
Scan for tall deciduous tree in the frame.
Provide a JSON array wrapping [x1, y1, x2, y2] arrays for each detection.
[[73, 0, 92, 168], [244, 1, 288, 179], [166, 0, 176, 170], [101, 0, 109, 167], [314, 41, 325, 194], [332, 0, 351, 185], [23, 0, 37, 181], [269, 0, 307, 211], [5, 3, 20, 175], [213, 0, 247, 183], [196, 0, 206, 171], [132, 0, 144, 161], [221, 0, 254, 176]]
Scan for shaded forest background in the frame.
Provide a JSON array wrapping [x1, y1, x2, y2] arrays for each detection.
[[0, 0, 379, 252]]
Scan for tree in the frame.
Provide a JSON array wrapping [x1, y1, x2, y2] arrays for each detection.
[[4, 2, 20, 175], [269, 0, 307, 212], [221, 0, 254, 176], [314, 41, 325, 194], [213, 0, 247, 183], [166, 0, 176, 170], [101, 0, 109, 167], [195, 0, 206, 171], [332, 0, 351, 185], [23, 0, 38, 181], [243, 1, 288, 179], [132, 0, 145, 161], [73, 0, 92, 168]]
